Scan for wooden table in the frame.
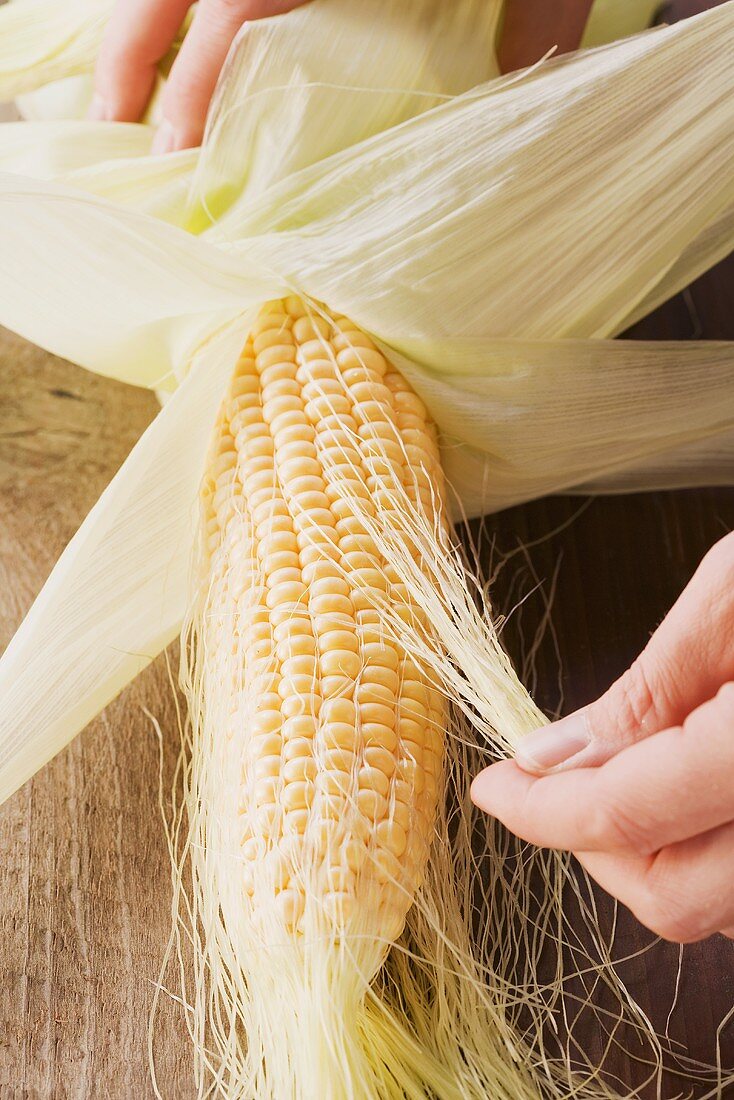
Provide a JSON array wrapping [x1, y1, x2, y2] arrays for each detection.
[[0, 332, 195, 1098], [1, 6, 733, 1094], [1, 260, 731, 1097]]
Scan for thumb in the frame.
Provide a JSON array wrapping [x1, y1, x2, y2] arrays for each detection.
[[515, 532, 734, 776]]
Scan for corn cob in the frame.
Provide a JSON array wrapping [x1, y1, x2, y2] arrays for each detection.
[[200, 296, 447, 960], [177, 301, 593, 1099]]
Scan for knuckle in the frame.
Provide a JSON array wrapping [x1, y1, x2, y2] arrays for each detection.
[[159, 73, 208, 130], [598, 659, 661, 744], [637, 859, 710, 943], [589, 793, 657, 855], [689, 681, 734, 740], [715, 681, 734, 721], [645, 909, 697, 944], [635, 891, 702, 943]]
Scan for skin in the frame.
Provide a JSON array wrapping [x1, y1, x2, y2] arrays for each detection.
[[90, 0, 732, 944], [89, 0, 596, 152], [472, 531, 734, 944], [89, 0, 305, 151], [498, 0, 594, 73]]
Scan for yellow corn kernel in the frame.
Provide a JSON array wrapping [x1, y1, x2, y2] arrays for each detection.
[[204, 298, 447, 942]]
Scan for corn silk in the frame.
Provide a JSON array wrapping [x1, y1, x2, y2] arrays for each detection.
[[0, 1, 733, 1098]]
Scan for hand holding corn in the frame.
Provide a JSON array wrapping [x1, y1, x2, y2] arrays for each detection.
[[473, 531, 734, 944], [89, 0, 596, 152], [5, 0, 733, 1090]]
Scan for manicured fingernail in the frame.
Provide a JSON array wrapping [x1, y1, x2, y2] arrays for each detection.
[[87, 94, 110, 121], [151, 120, 177, 155], [515, 712, 590, 773]]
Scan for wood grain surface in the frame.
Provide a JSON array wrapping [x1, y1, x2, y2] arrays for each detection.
[[0, 337, 194, 1099], [1, 275, 732, 1099], [1, 5, 733, 1096]]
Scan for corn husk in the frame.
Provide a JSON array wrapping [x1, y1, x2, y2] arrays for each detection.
[[1, 0, 656, 120], [0, 4, 733, 1096], [0, 0, 731, 799], [0, 8, 730, 1100], [0, 0, 111, 99], [0, 0, 181, 121]]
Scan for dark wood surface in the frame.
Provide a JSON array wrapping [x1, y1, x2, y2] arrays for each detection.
[[484, 496, 734, 1099], [479, 252, 734, 1099], [1, 3, 732, 1096]]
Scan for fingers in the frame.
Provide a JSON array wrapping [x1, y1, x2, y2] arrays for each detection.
[[473, 533, 734, 946], [472, 683, 734, 855], [92, 0, 305, 151], [579, 818, 734, 943], [514, 532, 734, 774], [473, 683, 734, 942], [153, 0, 304, 152], [91, 0, 192, 123]]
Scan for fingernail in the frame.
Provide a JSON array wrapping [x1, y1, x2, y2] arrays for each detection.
[[151, 120, 177, 156], [515, 712, 591, 773], [87, 94, 110, 121]]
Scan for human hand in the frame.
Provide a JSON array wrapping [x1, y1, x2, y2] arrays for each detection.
[[89, 0, 593, 152], [471, 532, 734, 943], [89, 0, 308, 153]]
